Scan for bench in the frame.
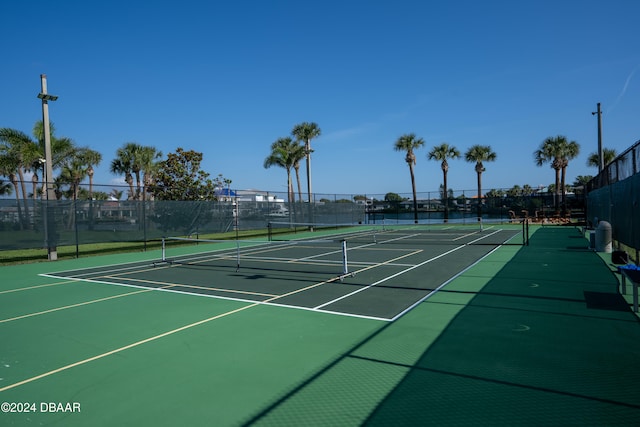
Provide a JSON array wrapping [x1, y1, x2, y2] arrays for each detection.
[[619, 267, 640, 313]]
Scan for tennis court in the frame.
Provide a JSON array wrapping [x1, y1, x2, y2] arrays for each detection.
[[40, 223, 524, 321], [3, 224, 640, 426]]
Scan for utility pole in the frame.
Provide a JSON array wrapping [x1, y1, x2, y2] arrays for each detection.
[[592, 102, 603, 173], [38, 74, 59, 261]]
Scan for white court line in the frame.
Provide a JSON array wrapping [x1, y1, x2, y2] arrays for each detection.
[[453, 230, 482, 241], [109, 275, 278, 298], [31, 228, 506, 324], [389, 244, 503, 321], [313, 245, 467, 310], [33, 251, 363, 322], [37, 240, 274, 279], [30, 247, 412, 325], [257, 301, 390, 322], [1, 228, 512, 392], [313, 229, 505, 311], [0, 251, 386, 393]]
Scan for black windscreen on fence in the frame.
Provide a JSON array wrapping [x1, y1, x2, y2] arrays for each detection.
[[1, 185, 589, 257], [0, 198, 367, 251], [587, 139, 640, 262]]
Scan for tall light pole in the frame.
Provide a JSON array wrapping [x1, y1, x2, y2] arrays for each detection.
[[592, 102, 603, 173], [38, 74, 59, 261]]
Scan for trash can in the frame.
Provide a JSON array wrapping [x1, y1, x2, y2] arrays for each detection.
[[595, 221, 612, 253]]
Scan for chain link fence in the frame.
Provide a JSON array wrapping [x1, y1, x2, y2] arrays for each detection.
[[1, 184, 586, 257], [586, 139, 640, 263]]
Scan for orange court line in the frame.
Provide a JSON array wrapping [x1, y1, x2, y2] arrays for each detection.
[[0, 280, 76, 295], [0, 303, 259, 392], [0, 288, 153, 324], [0, 264, 359, 392], [1, 243, 432, 392]]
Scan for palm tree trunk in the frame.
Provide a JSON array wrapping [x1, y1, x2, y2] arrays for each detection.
[[32, 173, 38, 202], [286, 170, 294, 203], [554, 168, 561, 214], [286, 169, 294, 223], [443, 170, 449, 222], [88, 174, 95, 231], [68, 183, 77, 230], [305, 141, 312, 203], [561, 166, 567, 216], [31, 173, 38, 229], [294, 165, 302, 203], [135, 171, 142, 200], [10, 176, 24, 230], [126, 173, 134, 200], [18, 169, 30, 228], [88, 168, 94, 200], [476, 170, 483, 220], [410, 164, 418, 224]]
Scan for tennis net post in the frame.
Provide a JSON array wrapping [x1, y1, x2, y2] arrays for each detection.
[[336, 238, 355, 282], [153, 237, 173, 267]]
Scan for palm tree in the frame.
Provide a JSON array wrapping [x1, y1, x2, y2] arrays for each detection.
[[111, 144, 137, 199], [31, 167, 40, 201], [587, 148, 617, 169], [109, 188, 124, 201], [58, 147, 102, 229], [534, 135, 579, 215], [534, 139, 561, 213], [264, 137, 299, 205], [572, 175, 593, 196], [127, 143, 145, 199], [507, 185, 523, 197], [428, 143, 460, 222], [291, 146, 307, 203], [394, 133, 425, 224], [59, 147, 102, 200], [465, 145, 497, 220], [77, 147, 101, 231], [0, 179, 12, 196], [0, 128, 39, 225], [110, 158, 134, 199], [0, 153, 24, 228], [291, 122, 321, 203], [137, 146, 163, 201], [87, 190, 109, 201], [32, 121, 75, 159], [31, 120, 75, 244], [559, 139, 580, 214], [1, 121, 74, 199], [522, 184, 534, 196], [110, 143, 162, 200], [83, 150, 103, 200]]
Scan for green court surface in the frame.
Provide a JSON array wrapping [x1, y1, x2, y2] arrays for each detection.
[[1, 225, 640, 426]]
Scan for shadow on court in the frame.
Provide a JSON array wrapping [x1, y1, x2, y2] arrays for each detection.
[[361, 226, 640, 425], [246, 227, 640, 426]]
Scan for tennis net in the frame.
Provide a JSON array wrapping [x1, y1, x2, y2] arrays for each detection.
[[154, 219, 526, 283], [267, 218, 529, 247], [155, 235, 356, 281]]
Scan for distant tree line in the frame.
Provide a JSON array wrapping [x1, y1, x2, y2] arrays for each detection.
[[2, 118, 619, 229]]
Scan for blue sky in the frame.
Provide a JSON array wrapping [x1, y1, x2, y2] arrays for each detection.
[[2, 0, 639, 198]]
